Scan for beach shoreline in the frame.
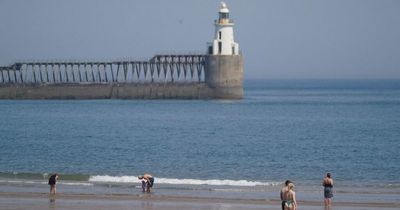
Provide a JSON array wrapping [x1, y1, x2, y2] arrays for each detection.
[[1, 178, 399, 210], [1, 192, 399, 210]]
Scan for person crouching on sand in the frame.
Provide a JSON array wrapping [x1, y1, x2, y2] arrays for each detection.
[[48, 173, 59, 194], [138, 173, 154, 193]]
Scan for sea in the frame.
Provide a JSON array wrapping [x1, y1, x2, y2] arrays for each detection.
[[0, 79, 399, 203]]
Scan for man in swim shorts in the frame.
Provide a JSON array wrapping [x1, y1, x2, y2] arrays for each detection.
[[280, 180, 292, 210]]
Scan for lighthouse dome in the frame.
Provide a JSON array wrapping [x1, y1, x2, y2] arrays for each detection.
[[219, 2, 229, 13]]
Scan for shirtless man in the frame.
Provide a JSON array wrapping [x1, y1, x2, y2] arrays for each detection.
[[138, 173, 154, 193], [280, 180, 292, 210]]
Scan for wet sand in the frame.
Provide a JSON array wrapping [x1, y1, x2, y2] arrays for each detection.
[[1, 192, 399, 210]]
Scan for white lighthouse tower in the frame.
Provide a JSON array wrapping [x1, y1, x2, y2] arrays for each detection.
[[205, 1, 243, 99], [208, 2, 240, 55]]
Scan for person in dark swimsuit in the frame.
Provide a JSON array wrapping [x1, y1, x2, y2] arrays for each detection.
[[48, 173, 58, 194], [323, 173, 334, 207], [282, 183, 297, 210]]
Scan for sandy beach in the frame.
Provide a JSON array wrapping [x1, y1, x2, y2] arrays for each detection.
[[1, 192, 399, 210]]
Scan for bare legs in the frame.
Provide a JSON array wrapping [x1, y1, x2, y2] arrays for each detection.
[[50, 185, 56, 194], [141, 181, 147, 192], [324, 198, 332, 209]]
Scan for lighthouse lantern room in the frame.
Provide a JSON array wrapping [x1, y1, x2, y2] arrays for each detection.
[[208, 2, 240, 55]]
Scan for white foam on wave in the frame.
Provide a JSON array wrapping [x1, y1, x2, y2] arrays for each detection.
[[0, 180, 40, 184], [89, 175, 138, 183], [156, 178, 278, 187], [59, 182, 93, 186], [88, 175, 279, 187]]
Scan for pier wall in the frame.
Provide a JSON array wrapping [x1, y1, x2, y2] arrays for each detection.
[[0, 54, 243, 99], [0, 83, 212, 99]]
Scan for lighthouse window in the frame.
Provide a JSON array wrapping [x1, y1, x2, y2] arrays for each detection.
[[219, 13, 229, 19], [218, 42, 222, 54], [219, 31, 222, 40]]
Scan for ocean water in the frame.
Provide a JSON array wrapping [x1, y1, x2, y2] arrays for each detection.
[[0, 79, 399, 201]]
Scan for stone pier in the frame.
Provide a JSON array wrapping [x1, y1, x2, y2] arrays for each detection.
[[0, 54, 243, 99]]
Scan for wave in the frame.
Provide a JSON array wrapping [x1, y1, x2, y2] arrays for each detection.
[[89, 175, 137, 183], [89, 175, 279, 187], [0, 172, 278, 187], [0, 172, 89, 181], [0, 179, 93, 186], [59, 182, 93, 186], [1, 172, 399, 189]]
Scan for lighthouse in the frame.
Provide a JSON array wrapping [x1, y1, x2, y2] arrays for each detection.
[[205, 1, 243, 99], [208, 2, 240, 55]]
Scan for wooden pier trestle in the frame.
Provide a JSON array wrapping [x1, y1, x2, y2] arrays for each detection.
[[0, 55, 206, 85]]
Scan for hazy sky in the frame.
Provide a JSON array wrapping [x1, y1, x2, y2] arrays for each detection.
[[1, 0, 399, 79]]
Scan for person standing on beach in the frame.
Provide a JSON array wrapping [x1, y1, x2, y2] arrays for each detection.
[[138, 173, 154, 193], [323, 173, 334, 207], [280, 180, 292, 210], [48, 173, 58, 194], [282, 183, 297, 210]]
